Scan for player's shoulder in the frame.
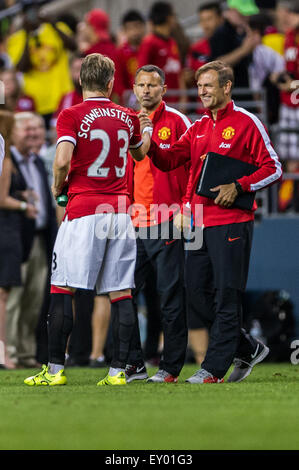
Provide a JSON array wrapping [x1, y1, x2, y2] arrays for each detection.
[[117, 41, 131, 53], [190, 37, 210, 53], [142, 33, 159, 46], [232, 102, 271, 137], [110, 101, 138, 118], [163, 104, 192, 128], [189, 114, 210, 132], [232, 102, 263, 126], [57, 101, 83, 119]]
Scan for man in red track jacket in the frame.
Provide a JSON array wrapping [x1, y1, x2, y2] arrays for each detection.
[[125, 65, 192, 384], [140, 60, 282, 384]]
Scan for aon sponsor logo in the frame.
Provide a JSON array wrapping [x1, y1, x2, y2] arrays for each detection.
[[159, 143, 171, 149], [219, 142, 231, 149]]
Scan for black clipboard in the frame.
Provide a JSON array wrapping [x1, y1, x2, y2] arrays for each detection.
[[196, 152, 258, 210]]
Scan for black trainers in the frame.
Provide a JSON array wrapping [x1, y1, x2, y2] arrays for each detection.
[[227, 340, 270, 383], [125, 364, 148, 383]]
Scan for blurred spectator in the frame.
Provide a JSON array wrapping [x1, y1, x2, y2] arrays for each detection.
[[247, 14, 285, 123], [170, 14, 190, 68], [117, 10, 145, 104], [275, 0, 296, 36], [247, 15, 285, 88], [89, 295, 110, 368], [186, 3, 224, 79], [262, 7, 285, 55], [0, 68, 35, 112], [273, 2, 299, 161], [206, 0, 260, 87], [6, 1, 76, 127], [0, 33, 11, 69], [77, 8, 121, 101], [77, 8, 115, 56], [6, 112, 57, 367], [138, 2, 184, 104], [273, 1, 299, 211], [185, 2, 224, 114], [0, 110, 38, 368], [30, 112, 48, 157], [51, 52, 83, 129]]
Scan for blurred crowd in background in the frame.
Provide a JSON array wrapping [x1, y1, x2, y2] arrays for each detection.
[[0, 0, 298, 370]]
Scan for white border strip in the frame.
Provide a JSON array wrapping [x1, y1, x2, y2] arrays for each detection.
[[56, 136, 77, 147], [84, 98, 110, 102], [233, 103, 282, 191], [165, 105, 192, 129], [129, 140, 143, 149]]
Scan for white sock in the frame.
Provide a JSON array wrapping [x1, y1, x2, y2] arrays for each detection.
[[96, 355, 105, 362], [48, 363, 64, 374], [109, 367, 125, 376]]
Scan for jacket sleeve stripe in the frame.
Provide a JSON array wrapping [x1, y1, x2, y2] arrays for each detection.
[[233, 104, 282, 191], [165, 105, 192, 129]]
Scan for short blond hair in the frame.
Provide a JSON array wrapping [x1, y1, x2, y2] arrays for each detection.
[[195, 60, 234, 88], [80, 53, 115, 92]]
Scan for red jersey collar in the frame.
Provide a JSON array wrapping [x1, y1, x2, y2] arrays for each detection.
[[204, 100, 234, 121], [150, 100, 165, 123]]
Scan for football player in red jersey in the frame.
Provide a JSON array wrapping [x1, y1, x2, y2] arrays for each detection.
[[24, 53, 153, 387], [117, 10, 146, 103], [138, 2, 184, 104]]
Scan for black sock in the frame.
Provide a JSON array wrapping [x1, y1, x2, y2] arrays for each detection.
[[47, 293, 73, 365], [110, 298, 136, 369]]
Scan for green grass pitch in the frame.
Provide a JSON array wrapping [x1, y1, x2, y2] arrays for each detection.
[[0, 363, 299, 450]]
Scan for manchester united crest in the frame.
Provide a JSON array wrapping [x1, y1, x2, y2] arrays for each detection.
[[222, 126, 235, 140], [158, 127, 171, 140]]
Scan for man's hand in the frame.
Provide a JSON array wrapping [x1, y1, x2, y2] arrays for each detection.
[[25, 203, 38, 219], [51, 185, 63, 200], [20, 189, 39, 204], [174, 212, 191, 231], [138, 112, 153, 134], [210, 183, 238, 208]]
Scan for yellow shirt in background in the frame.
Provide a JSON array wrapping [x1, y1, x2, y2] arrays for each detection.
[[262, 33, 285, 56], [7, 22, 73, 115]]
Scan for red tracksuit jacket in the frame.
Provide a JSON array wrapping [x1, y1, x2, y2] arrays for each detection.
[[129, 100, 191, 226], [148, 100, 282, 227]]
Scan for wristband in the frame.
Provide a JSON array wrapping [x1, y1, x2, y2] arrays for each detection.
[[234, 181, 244, 195], [142, 126, 153, 137], [20, 201, 28, 211]]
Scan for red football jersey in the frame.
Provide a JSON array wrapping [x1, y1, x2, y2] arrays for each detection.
[[117, 41, 140, 92], [56, 97, 142, 220], [186, 38, 211, 73], [138, 33, 182, 102], [281, 27, 299, 108]]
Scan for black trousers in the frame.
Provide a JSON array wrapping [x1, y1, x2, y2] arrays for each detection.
[[128, 220, 188, 376], [143, 265, 162, 361], [185, 221, 257, 378]]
